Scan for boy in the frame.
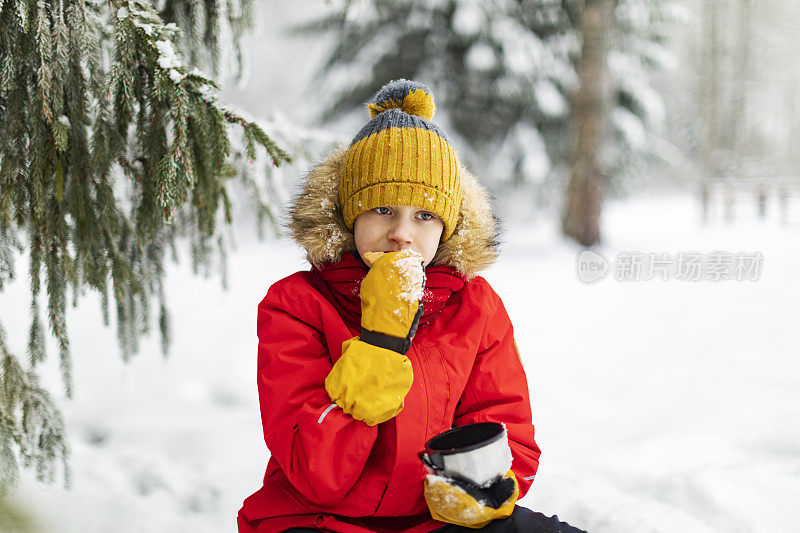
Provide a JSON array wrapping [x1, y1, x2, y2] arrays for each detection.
[[238, 80, 585, 532]]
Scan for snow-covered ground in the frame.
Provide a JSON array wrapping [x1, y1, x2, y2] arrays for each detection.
[[3, 192, 798, 532]]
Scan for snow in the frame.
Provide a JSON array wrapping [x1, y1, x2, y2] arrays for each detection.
[[487, 122, 550, 184], [425, 475, 489, 517], [465, 42, 496, 72], [494, 19, 545, 78], [4, 2, 799, 527], [153, 40, 187, 83], [612, 107, 648, 150], [391, 250, 425, 303], [452, 1, 484, 38], [3, 192, 798, 531], [155, 40, 181, 70], [133, 21, 155, 37], [533, 80, 568, 118], [342, 0, 378, 25], [426, 473, 452, 485]]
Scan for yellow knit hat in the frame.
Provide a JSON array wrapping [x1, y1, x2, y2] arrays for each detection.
[[339, 80, 462, 241]]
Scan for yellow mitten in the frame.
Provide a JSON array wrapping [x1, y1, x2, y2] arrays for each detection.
[[325, 337, 414, 426], [324, 250, 423, 426], [360, 250, 425, 340], [424, 471, 518, 529]]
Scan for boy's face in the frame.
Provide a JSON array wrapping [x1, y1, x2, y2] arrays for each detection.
[[354, 205, 444, 267]]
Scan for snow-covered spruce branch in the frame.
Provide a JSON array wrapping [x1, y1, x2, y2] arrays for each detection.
[[114, 0, 290, 218], [158, 0, 254, 84], [0, 323, 69, 493], [0, 0, 289, 489]]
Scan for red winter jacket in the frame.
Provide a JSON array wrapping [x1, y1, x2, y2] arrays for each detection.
[[238, 253, 540, 533]]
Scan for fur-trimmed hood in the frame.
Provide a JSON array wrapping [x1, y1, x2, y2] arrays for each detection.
[[288, 148, 499, 279]]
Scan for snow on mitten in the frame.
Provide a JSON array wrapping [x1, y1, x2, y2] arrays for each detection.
[[359, 250, 425, 349], [424, 470, 518, 529]]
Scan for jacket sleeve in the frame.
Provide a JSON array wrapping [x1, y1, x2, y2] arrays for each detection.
[[452, 282, 541, 498], [256, 286, 379, 507]]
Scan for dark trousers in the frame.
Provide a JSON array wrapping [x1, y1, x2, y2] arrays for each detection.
[[431, 506, 587, 532], [284, 506, 587, 533]]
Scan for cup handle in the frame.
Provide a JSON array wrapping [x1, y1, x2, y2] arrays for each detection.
[[418, 451, 444, 472]]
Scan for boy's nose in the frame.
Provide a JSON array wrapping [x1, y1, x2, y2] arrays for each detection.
[[387, 219, 413, 247]]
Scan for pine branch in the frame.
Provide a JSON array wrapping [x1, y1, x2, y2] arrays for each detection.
[[0, 320, 69, 492], [0, 0, 291, 488], [159, 0, 254, 82]]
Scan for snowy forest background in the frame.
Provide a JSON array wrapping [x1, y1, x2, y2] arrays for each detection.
[[1, 0, 799, 531]]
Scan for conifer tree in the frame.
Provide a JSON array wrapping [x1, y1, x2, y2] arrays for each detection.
[[303, 0, 681, 195], [0, 0, 289, 489], [159, 0, 254, 82], [300, 0, 577, 187]]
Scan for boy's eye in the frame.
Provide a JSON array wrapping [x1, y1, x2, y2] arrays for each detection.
[[374, 207, 391, 215], [417, 212, 436, 221]]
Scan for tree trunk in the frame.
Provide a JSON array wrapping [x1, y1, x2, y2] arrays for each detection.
[[786, 68, 800, 163], [731, 0, 753, 162], [562, 0, 614, 247], [701, 0, 721, 222]]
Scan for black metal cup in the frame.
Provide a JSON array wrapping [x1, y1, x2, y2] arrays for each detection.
[[418, 422, 508, 486]]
